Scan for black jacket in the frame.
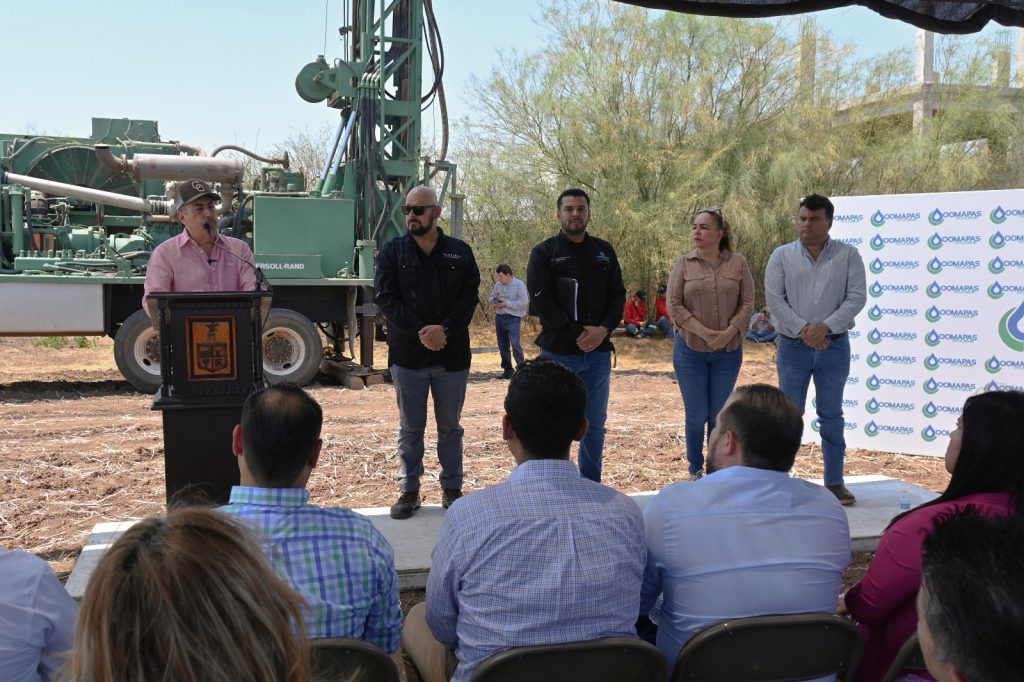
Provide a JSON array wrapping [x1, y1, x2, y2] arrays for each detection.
[[527, 231, 626, 355], [374, 229, 480, 371]]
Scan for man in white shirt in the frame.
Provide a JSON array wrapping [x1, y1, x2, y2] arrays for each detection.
[[0, 548, 78, 682], [640, 383, 850, 676]]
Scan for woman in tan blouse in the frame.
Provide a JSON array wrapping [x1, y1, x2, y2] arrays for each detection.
[[667, 208, 755, 479]]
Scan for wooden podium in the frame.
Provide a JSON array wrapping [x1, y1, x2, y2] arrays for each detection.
[[150, 292, 271, 504]]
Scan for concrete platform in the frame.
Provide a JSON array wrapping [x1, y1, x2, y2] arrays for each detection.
[[66, 474, 935, 598]]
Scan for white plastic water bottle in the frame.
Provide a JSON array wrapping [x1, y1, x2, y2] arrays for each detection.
[[898, 491, 911, 512]]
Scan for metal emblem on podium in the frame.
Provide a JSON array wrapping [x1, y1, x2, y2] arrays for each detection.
[[186, 316, 237, 381]]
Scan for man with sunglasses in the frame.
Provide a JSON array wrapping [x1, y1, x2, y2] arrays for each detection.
[[375, 185, 480, 520], [526, 188, 626, 482]]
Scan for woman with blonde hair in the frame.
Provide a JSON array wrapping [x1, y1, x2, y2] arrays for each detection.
[[67, 506, 309, 682], [667, 207, 755, 480]]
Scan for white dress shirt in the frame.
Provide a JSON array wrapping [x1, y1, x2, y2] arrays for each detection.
[[641, 466, 851, 676], [0, 549, 78, 682]]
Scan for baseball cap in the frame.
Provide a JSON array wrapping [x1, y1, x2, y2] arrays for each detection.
[[175, 179, 220, 212]]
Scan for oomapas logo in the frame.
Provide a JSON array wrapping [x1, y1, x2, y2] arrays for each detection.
[[999, 302, 1024, 352], [871, 210, 920, 227]]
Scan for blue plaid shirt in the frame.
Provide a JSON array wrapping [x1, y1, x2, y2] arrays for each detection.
[[425, 459, 647, 682], [223, 487, 403, 651]]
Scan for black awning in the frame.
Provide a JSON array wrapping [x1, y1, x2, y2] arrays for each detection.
[[615, 1, 1024, 34]]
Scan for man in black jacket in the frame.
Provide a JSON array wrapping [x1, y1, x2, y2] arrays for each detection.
[[375, 185, 481, 519], [526, 188, 626, 482]]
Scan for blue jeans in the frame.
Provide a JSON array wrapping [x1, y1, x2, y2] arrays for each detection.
[[672, 335, 743, 475], [655, 316, 672, 337], [495, 314, 525, 371], [539, 349, 611, 482], [775, 334, 851, 486], [390, 365, 469, 492]]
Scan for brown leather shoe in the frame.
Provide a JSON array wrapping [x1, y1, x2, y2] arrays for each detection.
[[826, 484, 856, 506]]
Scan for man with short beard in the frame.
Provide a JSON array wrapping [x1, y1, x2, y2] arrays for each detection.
[[526, 188, 626, 482], [375, 185, 480, 519], [639, 384, 850, 678]]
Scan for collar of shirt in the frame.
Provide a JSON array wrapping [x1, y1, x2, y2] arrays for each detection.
[[798, 236, 835, 260], [705, 465, 790, 483], [507, 458, 580, 483], [684, 248, 734, 264], [228, 485, 310, 508], [171, 228, 228, 255]]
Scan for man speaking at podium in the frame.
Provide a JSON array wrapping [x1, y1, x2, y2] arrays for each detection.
[[143, 179, 260, 326]]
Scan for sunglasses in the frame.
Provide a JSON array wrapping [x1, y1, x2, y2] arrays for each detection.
[[402, 204, 438, 216], [698, 207, 722, 216]]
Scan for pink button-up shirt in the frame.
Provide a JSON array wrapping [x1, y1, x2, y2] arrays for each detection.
[[143, 231, 258, 307]]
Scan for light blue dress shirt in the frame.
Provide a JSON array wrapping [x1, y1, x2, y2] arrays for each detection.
[[488, 276, 529, 318], [426, 458, 647, 682], [764, 238, 866, 338], [0, 549, 77, 682], [641, 466, 851, 677]]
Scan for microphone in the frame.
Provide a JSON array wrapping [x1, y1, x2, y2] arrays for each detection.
[[210, 235, 273, 293]]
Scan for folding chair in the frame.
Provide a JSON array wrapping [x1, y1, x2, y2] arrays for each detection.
[[880, 632, 928, 682], [672, 613, 864, 682], [310, 637, 400, 682], [469, 636, 666, 682]]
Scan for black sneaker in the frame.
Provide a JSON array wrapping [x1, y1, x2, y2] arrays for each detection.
[[500, 368, 514, 380], [826, 484, 857, 506], [390, 491, 421, 519], [441, 488, 463, 509]]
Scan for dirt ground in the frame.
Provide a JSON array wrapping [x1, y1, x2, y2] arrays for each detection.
[[0, 321, 951, 584]]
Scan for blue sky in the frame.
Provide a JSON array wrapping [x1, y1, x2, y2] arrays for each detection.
[[1, 1, 1015, 156]]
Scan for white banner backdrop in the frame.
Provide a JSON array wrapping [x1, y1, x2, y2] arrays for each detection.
[[799, 189, 1024, 456]]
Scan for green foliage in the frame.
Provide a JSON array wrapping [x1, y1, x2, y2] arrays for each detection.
[[455, 1, 1024, 305], [34, 335, 96, 349]]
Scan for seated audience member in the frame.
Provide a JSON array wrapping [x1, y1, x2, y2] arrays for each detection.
[[624, 290, 654, 337], [404, 359, 646, 682], [68, 507, 309, 682], [841, 390, 1024, 682], [223, 383, 402, 650], [0, 549, 77, 682], [746, 307, 778, 343], [641, 383, 850, 677], [654, 284, 672, 337], [918, 510, 1024, 682]]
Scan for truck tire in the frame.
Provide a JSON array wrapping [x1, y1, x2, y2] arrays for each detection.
[[114, 309, 162, 393], [262, 308, 322, 386]]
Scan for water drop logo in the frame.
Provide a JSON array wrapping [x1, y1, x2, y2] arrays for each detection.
[[870, 210, 886, 227], [985, 381, 1000, 392], [924, 354, 940, 371], [867, 374, 882, 391], [922, 402, 938, 418], [869, 281, 884, 298], [928, 208, 944, 226], [811, 418, 821, 433], [990, 231, 1006, 249], [927, 257, 943, 275], [869, 258, 885, 275], [864, 421, 880, 437], [866, 397, 881, 414], [867, 328, 883, 345], [921, 425, 938, 442], [986, 356, 1002, 374], [927, 233, 944, 250], [868, 305, 884, 321], [998, 302, 1024, 352], [924, 377, 939, 395], [867, 351, 882, 368], [926, 282, 943, 299], [926, 306, 942, 323], [869, 234, 886, 251], [988, 282, 1005, 299], [925, 330, 941, 347], [990, 206, 1007, 224], [990, 256, 1006, 274]]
